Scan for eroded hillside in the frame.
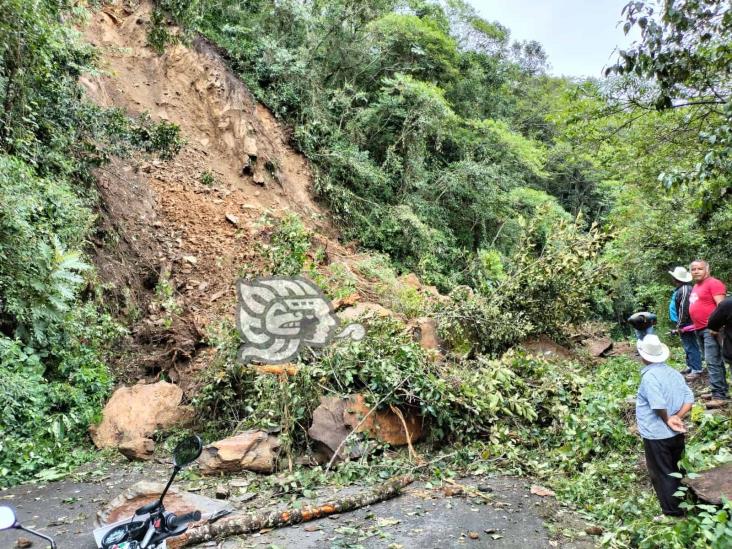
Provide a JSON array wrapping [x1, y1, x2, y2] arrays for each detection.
[[80, 1, 362, 385]]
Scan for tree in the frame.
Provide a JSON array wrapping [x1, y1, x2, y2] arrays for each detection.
[[611, 0, 732, 202]]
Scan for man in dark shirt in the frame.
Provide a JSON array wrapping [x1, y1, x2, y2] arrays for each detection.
[[708, 296, 732, 384]]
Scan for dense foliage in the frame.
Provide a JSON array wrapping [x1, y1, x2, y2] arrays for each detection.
[[0, 0, 182, 485]]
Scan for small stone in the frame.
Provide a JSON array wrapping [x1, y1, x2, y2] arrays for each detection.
[[468, 531, 480, 540], [215, 484, 230, 500], [303, 524, 321, 532], [16, 538, 33, 549], [183, 255, 197, 265], [585, 526, 603, 536], [225, 213, 239, 226], [477, 484, 493, 493]]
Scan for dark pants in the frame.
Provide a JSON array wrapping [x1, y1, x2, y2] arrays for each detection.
[[697, 328, 729, 398], [680, 330, 702, 372], [643, 434, 685, 516]]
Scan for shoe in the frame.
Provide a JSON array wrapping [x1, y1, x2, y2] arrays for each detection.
[[700, 392, 714, 400], [705, 398, 730, 409], [680, 368, 692, 375], [685, 372, 702, 381]]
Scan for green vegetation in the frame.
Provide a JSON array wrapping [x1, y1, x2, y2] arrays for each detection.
[[2, 0, 731, 546], [0, 0, 183, 486]]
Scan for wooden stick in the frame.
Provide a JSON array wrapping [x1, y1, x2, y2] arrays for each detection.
[[254, 364, 300, 376], [169, 474, 414, 547]]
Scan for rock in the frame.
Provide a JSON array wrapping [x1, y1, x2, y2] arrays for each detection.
[[331, 292, 360, 311], [118, 437, 155, 461], [442, 485, 464, 497], [468, 531, 480, 540], [15, 538, 32, 549], [252, 171, 265, 185], [225, 213, 239, 226], [90, 381, 192, 450], [398, 273, 422, 290], [338, 302, 397, 323], [199, 431, 281, 475], [183, 255, 198, 265], [407, 317, 441, 352], [96, 481, 232, 528], [585, 526, 603, 536], [530, 485, 556, 497], [344, 394, 424, 446], [307, 397, 369, 461], [585, 337, 613, 357], [683, 462, 732, 504], [215, 484, 230, 500], [520, 336, 573, 360]]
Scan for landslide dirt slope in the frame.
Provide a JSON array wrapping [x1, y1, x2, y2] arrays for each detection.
[[80, 1, 348, 385]]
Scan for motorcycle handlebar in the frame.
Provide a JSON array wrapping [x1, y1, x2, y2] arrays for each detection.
[[166, 510, 201, 530]]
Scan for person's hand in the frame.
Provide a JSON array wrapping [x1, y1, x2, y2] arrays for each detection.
[[710, 330, 719, 336], [666, 415, 687, 433]]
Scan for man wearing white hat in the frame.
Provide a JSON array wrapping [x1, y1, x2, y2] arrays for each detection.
[[635, 334, 694, 517], [668, 266, 702, 379]]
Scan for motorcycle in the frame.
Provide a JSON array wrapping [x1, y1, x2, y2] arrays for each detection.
[[1, 434, 203, 549]]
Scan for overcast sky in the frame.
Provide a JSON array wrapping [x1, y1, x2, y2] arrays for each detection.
[[471, 0, 638, 78]]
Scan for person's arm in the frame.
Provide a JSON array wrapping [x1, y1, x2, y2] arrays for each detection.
[[664, 403, 692, 433], [714, 294, 725, 305], [708, 298, 731, 335]]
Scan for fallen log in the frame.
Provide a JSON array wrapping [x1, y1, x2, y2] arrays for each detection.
[[169, 474, 414, 547]]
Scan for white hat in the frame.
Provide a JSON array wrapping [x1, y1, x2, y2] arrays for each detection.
[[668, 266, 692, 283], [637, 334, 670, 363]]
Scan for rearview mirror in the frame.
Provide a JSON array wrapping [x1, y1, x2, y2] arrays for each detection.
[[173, 435, 202, 468], [0, 506, 16, 530]]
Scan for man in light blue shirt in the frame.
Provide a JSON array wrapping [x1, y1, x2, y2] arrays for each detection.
[[636, 334, 694, 517]]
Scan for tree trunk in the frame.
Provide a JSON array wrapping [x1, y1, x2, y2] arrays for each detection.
[[169, 474, 414, 547]]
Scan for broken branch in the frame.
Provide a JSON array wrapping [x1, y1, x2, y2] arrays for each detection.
[[169, 474, 414, 547]]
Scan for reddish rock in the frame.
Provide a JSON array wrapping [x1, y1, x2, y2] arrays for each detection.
[[585, 337, 613, 357], [683, 462, 732, 504], [338, 302, 397, 322], [398, 273, 422, 290], [307, 397, 369, 461], [408, 317, 441, 352], [199, 431, 281, 475], [90, 381, 192, 450], [344, 394, 424, 447], [118, 437, 155, 461], [96, 481, 231, 527]]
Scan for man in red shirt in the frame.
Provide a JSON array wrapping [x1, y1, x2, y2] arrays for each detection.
[[689, 260, 728, 408]]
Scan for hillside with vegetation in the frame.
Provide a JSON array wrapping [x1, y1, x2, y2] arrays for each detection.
[[1, 0, 731, 547]]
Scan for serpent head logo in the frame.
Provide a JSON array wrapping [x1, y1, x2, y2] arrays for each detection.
[[236, 276, 365, 364]]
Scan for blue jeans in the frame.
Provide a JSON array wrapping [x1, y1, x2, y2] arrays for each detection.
[[680, 330, 702, 372], [635, 326, 655, 340], [697, 329, 728, 398]]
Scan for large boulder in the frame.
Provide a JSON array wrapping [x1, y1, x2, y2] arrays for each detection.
[[307, 397, 370, 461], [308, 395, 424, 462], [338, 302, 397, 323], [683, 463, 732, 504], [199, 431, 280, 475], [344, 394, 424, 446], [96, 481, 232, 527], [118, 438, 156, 461], [90, 381, 192, 454], [407, 316, 441, 352]]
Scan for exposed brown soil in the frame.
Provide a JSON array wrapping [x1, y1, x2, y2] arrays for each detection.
[[79, 1, 354, 386]]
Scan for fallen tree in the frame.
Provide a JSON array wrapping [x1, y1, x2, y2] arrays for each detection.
[[169, 474, 414, 547]]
